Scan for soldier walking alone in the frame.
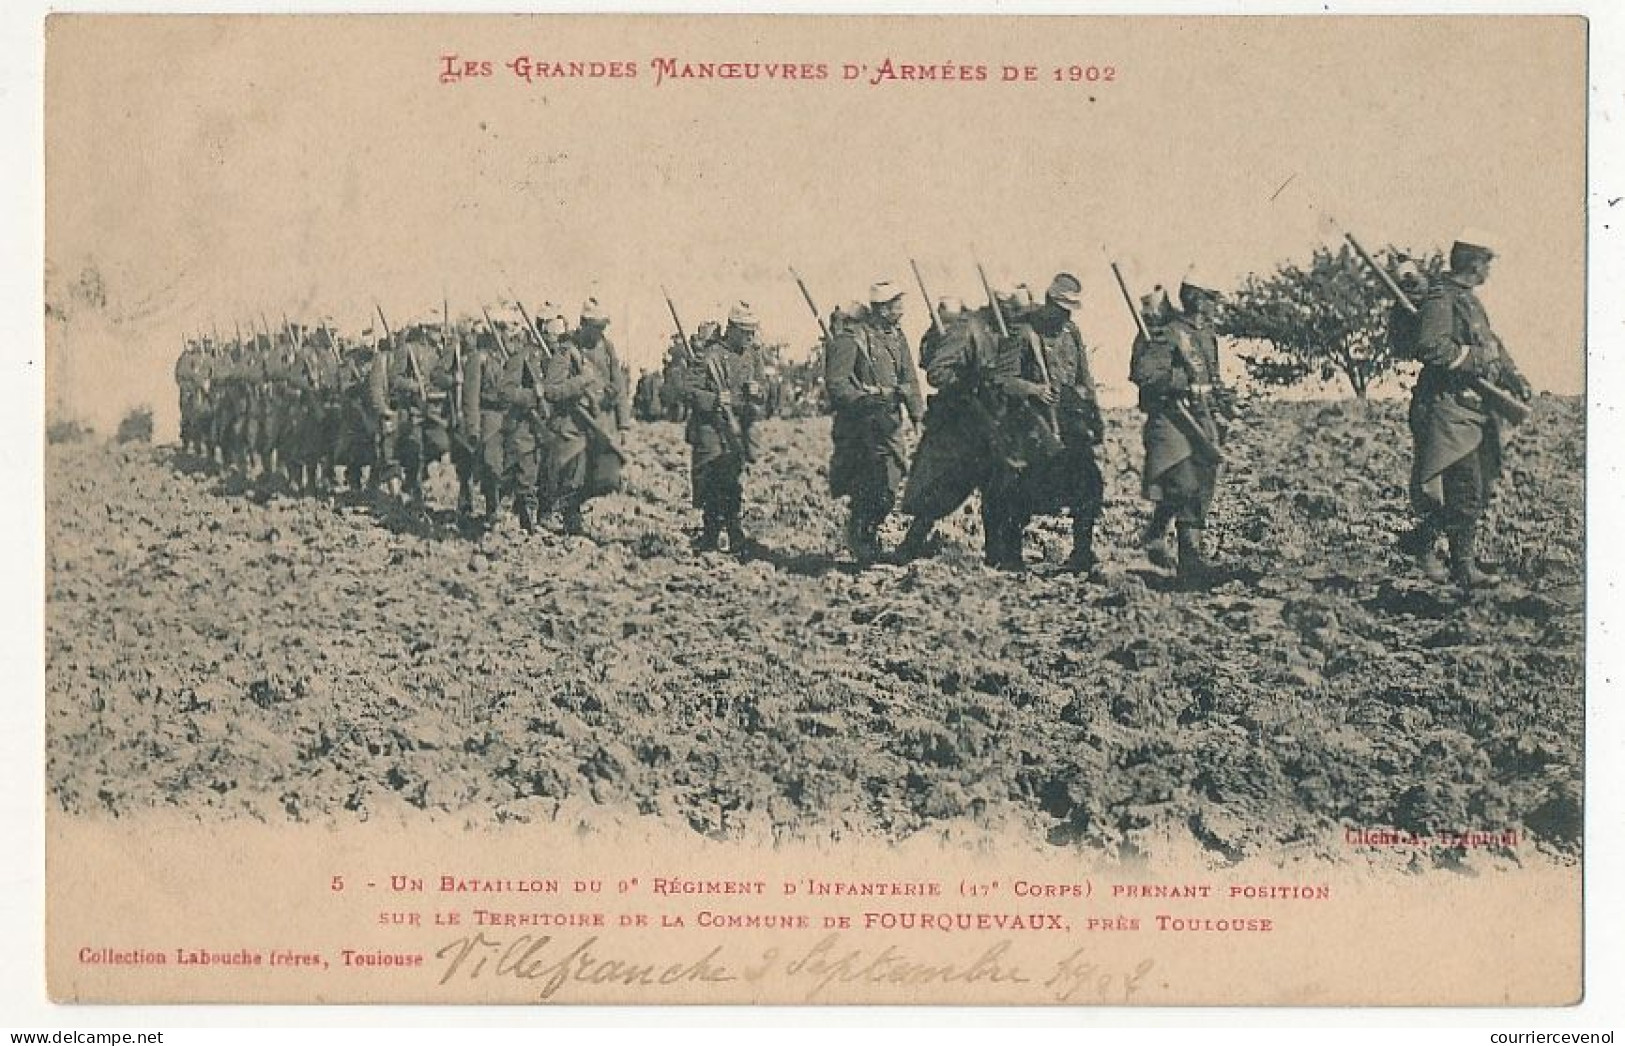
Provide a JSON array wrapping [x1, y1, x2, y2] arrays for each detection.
[[1402, 231, 1532, 591]]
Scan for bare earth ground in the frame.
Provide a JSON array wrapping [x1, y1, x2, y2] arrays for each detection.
[[45, 398, 1584, 865]]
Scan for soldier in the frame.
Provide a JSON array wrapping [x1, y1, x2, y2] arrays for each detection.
[[1404, 231, 1532, 591], [461, 321, 508, 524], [542, 299, 629, 537], [333, 332, 380, 493], [685, 302, 765, 552], [370, 324, 438, 509], [498, 307, 563, 533], [1129, 277, 1232, 582], [661, 333, 690, 422], [989, 273, 1106, 573], [825, 281, 925, 563], [896, 297, 1008, 563], [415, 321, 470, 517], [196, 337, 221, 465], [174, 337, 209, 458], [277, 327, 323, 494], [211, 337, 248, 476]]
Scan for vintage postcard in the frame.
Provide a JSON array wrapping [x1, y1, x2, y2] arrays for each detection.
[[42, 14, 1585, 1005]]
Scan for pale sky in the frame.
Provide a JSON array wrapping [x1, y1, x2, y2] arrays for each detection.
[[44, 15, 1586, 432]]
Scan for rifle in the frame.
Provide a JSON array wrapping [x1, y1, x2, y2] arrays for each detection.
[[444, 292, 463, 434], [913, 258, 1020, 463], [976, 254, 1061, 442], [511, 298, 551, 360], [514, 299, 624, 463], [375, 303, 427, 406], [282, 311, 303, 353], [320, 321, 342, 363], [910, 258, 943, 338], [1342, 231, 1529, 426], [660, 285, 691, 347], [480, 305, 511, 363], [1110, 260, 1224, 464], [792, 266, 885, 404]]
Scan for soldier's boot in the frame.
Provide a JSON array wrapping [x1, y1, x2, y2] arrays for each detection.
[[516, 493, 537, 535], [1062, 515, 1100, 575], [693, 510, 722, 552], [1448, 523, 1498, 593], [481, 477, 502, 524], [561, 502, 586, 537], [456, 477, 475, 521], [726, 519, 751, 555], [1176, 522, 1215, 584], [845, 511, 873, 563], [1399, 519, 1450, 583], [1142, 504, 1178, 570], [896, 517, 938, 563], [986, 517, 1025, 572]]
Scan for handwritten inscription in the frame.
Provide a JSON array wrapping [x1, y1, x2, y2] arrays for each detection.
[[432, 931, 1152, 1003]]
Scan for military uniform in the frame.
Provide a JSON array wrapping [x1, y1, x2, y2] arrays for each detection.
[[369, 331, 448, 505], [1406, 233, 1531, 589], [685, 306, 765, 551], [497, 331, 556, 532], [330, 341, 377, 490], [990, 275, 1105, 572], [461, 329, 507, 521], [278, 340, 327, 493], [541, 302, 628, 535], [661, 338, 690, 421], [896, 303, 1008, 560], [1129, 282, 1228, 579], [174, 342, 210, 456], [825, 283, 924, 561]]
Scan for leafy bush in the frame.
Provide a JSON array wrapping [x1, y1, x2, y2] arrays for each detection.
[[1219, 244, 1443, 399], [116, 406, 154, 444], [46, 419, 93, 445]]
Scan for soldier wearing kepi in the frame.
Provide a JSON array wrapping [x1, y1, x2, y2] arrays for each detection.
[[825, 281, 925, 563], [542, 298, 629, 537], [994, 273, 1107, 573], [685, 302, 765, 552], [896, 297, 1008, 563], [1405, 231, 1532, 592], [1129, 276, 1231, 582]]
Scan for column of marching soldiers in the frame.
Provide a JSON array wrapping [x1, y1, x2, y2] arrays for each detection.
[[171, 232, 1534, 591]]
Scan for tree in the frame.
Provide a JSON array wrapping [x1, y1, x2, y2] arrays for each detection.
[[1219, 243, 1442, 399]]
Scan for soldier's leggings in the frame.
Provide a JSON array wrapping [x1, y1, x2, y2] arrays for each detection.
[[693, 456, 745, 525], [1439, 450, 1493, 528], [1152, 458, 1215, 526], [478, 410, 505, 498]]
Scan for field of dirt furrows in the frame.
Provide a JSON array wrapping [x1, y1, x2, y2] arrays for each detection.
[[45, 397, 1584, 865]]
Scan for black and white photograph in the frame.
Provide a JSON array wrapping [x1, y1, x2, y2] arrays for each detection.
[[28, 11, 1594, 1008]]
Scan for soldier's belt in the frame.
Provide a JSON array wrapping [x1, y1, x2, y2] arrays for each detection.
[[1187, 383, 1214, 397]]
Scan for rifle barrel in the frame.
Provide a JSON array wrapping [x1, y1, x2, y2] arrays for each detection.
[[973, 259, 1009, 338], [910, 259, 943, 335], [1111, 262, 1153, 342], [789, 268, 832, 342]]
